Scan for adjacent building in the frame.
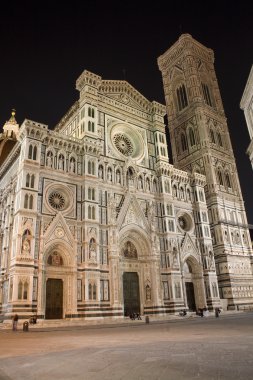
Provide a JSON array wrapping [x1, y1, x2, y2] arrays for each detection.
[[240, 65, 253, 170]]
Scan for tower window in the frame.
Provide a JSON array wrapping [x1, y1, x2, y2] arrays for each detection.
[[210, 129, 215, 144], [202, 83, 212, 107], [189, 128, 196, 146], [217, 132, 223, 147], [176, 84, 188, 111], [181, 133, 188, 152], [217, 170, 223, 186], [225, 173, 232, 189]]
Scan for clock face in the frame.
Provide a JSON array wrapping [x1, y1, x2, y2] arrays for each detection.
[[55, 227, 65, 238]]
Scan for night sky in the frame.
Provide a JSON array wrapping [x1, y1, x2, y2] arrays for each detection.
[[1, 1, 253, 224]]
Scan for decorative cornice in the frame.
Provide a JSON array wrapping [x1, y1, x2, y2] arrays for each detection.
[[158, 33, 214, 72]]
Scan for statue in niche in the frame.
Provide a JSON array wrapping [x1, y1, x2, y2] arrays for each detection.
[[116, 170, 121, 184], [22, 229, 31, 255], [89, 238, 96, 260], [122, 241, 137, 259], [22, 238, 30, 254], [58, 155, 64, 170], [146, 284, 151, 301], [107, 168, 112, 181], [172, 247, 178, 266], [46, 152, 53, 168], [98, 165, 104, 179], [70, 158, 75, 173]]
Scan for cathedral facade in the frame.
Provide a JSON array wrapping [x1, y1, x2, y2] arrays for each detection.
[[0, 34, 252, 324]]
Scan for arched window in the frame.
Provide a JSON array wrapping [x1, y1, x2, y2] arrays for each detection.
[[28, 145, 33, 159], [24, 194, 29, 209], [210, 129, 215, 143], [225, 173, 232, 188], [30, 174, 35, 188], [18, 281, 23, 299], [33, 146, 37, 160], [176, 84, 188, 111], [88, 188, 95, 200], [29, 195, 33, 209], [189, 128, 196, 146], [88, 121, 92, 131], [201, 83, 212, 106], [199, 191, 204, 202], [28, 144, 37, 160], [146, 178, 150, 192], [217, 132, 223, 147], [23, 282, 28, 300], [153, 179, 158, 193], [26, 174, 30, 187], [88, 161, 95, 175], [179, 187, 184, 199], [217, 169, 223, 186], [181, 133, 188, 152], [26, 174, 35, 188], [88, 107, 92, 117]]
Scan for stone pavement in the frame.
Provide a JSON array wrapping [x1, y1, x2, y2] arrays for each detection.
[[0, 311, 253, 380]]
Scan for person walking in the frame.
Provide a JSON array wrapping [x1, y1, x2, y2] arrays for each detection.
[[12, 314, 19, 331], [215, 308, 221, 318]]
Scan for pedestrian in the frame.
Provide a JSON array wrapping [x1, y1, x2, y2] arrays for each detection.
[[215, 308, 220, 318], [12, 314, 19, 331]]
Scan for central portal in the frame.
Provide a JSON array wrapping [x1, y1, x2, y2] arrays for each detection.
[[123, 272, 140, 316], [185, 282, 196, 311], [45, 278, 63, 319]]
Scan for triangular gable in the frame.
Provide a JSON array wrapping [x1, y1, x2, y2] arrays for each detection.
[[100, 80, 151, 112], [180, 233, 200, 263], [43, 212, 75, 248], [117, 193, 150, 232]]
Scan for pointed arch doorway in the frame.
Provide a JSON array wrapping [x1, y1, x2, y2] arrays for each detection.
[[45, 278, 63, 319], [123, 272, 140, 316], [183, 260, 198, 311]]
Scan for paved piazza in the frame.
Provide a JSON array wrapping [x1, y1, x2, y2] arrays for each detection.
[[0, 313, 253, 380]]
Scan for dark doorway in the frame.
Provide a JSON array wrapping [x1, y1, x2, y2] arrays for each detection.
[[185, 282, 196, 311], [45, 279, 63, 319], [123, 272, 140, 316]]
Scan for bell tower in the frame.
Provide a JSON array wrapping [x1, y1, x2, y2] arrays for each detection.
[[158, 34, 253, 309]]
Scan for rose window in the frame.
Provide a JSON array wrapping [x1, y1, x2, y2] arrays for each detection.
[[49, 192, 66, 210], [113, 133, 134, 156]]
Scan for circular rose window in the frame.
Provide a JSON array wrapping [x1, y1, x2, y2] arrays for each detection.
[[113, 133, 134, 156], [178, 213, 193, 232], [49, 192, 66, 210]]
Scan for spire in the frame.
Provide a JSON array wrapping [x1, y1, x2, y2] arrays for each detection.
[[8, 108, 17, 124], [2, 109, 19, 138]]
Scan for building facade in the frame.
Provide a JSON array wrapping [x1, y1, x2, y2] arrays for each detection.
[[0, 34, 252, 324], [158, 34, 253, 310], [240, 65, 253, 170]]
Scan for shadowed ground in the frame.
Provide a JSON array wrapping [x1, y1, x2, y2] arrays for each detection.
[[0, 312, 252, 380]]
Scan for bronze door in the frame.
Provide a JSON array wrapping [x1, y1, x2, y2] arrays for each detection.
[[45, 279, 63, 319], [185, 282, 196, 311], [123, 272, 140, 316]]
